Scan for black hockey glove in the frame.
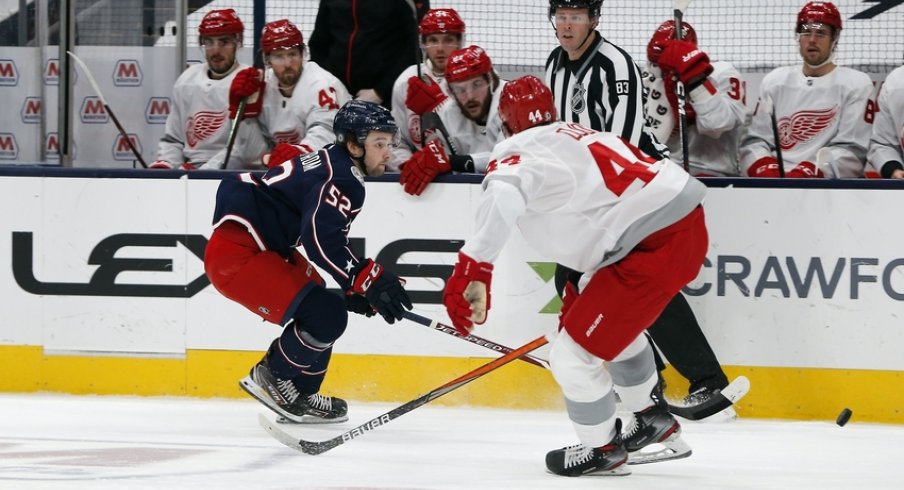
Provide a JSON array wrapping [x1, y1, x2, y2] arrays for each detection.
[[350, 259, 413, 324], [345, 293, 375, 317]]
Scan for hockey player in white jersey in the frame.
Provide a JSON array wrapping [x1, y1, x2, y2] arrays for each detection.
[[643, 20, 747, 177], [443, 76, 703, 477], [152, 9, 261, 170], [399, 45, 506, 195], [212, 19, 352, 168], [389, 8, 465, 171], [740, 1, 872, 178], [867, 65, 904, 179]]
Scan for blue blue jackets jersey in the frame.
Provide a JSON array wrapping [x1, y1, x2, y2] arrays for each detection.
[[212, 144, 365, 291]]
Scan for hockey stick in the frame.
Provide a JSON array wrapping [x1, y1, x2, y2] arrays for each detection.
[[816, 147, 838, 178], [223, 97, 246, 168], [403, 311, 550, 369], [405, 0, 428, 146], [66, 51, 148, 168], [403, 311, 746, 420], [421, 111, 460, 156], [763, 95, 786, 178], [259, 335, 549, 455], [673, 0, 691, 173]]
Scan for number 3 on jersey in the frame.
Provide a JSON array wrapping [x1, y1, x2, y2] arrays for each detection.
[[589, 141, 658, 196]]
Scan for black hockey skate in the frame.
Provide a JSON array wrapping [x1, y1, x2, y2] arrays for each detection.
[[623, 389, 692, 464], [545, 421, 630, 477], [682, 386, 737, 422], [239, 360, 348, 424]]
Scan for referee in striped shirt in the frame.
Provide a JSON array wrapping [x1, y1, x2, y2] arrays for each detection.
[[545, 0, 732, 412]]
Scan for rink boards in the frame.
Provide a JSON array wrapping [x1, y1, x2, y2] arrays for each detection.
[[0, 169, 902, 423]]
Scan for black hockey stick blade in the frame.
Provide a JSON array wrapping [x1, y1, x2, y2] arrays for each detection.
[[420, 111, 459, 156], [259, 335, 549, 455], [669, 375, 750, 421]]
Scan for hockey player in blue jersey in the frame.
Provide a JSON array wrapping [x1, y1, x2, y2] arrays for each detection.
[[205, 99, 412, 424]]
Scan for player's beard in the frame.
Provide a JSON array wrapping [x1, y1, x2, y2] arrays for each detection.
[[276, 67, 301, 88], [463, 95, 491, 125], [208, 54, 236, 76]]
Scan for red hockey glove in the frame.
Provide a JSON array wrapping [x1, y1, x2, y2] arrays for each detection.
[[406, 76, 447, 115], [558, 281, 579, 332], [266, 143, 307, 168], [229, 67, 266, 119], [657, 40, 714, 89], [399, 139, 451, 196], [786, 161, 825, 178], [442, 252, 494, 336], [747, 156, 782, 177], [350, 259, 412, 324], [149, 160, 193, 170]]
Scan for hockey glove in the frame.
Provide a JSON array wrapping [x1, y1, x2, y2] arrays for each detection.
[[786, 161, 825, 179], [345, 292, 376, 318], [746, 156, 782, 177], [149, 160, 194, 170], [265, 143, 309, 169], [406, 76, 448, 115], [350, 259, 412, 324], [229, 67, 266, 119], [657, 40, 714, 90], [442, 252, 493, 336], [399, 139, 452, 196]]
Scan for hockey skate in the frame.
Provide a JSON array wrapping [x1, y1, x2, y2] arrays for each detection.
[[545, 421, 630, 477], [682, 386, 738, 422], [623, 390, 692, 465], [239, 360, 348, 424]]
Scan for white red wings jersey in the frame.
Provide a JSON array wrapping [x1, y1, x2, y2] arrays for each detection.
[[428, 79, 507, 173], [867, 65, 904, 175], [459, 121, 706, 273], [209, 62, 351, 168], [740, 65, 873, 177], [156, 62, 261, 169], [643, 62, 748, 177], [389, 63, 451, 171], [260, 61, 351, 152]]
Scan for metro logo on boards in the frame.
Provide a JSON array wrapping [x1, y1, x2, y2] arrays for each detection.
[[44, 59, 59, 85], [80, 97, 108, 124], [145, 97, 171, 124], [21, 97, 42, 124], [45, 132, 60, 159], [0, 133, 18, 159], [0, 59, 18, 86], [112, 134, 143, 161], [113, 60, 142, 87]]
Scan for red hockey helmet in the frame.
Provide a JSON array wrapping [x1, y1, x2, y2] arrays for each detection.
[[419, 8, 466, 36], [796, 1, 842, 32], [498, 75, 557, 135], [199, 9, 244, 37], [445, 45, 493, 84], [261, 19, 304, 54], [647, 20, 697, 64]]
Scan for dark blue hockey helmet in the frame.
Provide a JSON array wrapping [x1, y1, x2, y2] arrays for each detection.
[[333, 100, 399, 146]]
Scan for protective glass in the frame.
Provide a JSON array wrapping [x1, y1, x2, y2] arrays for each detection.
[[200, 36, 238, 49], [450, 77, 489, 97], [797, 23, 832, 39], [268, 49, 303, 65]]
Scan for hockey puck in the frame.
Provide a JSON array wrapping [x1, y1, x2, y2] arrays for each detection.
[[836, 408, 852, 426]]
